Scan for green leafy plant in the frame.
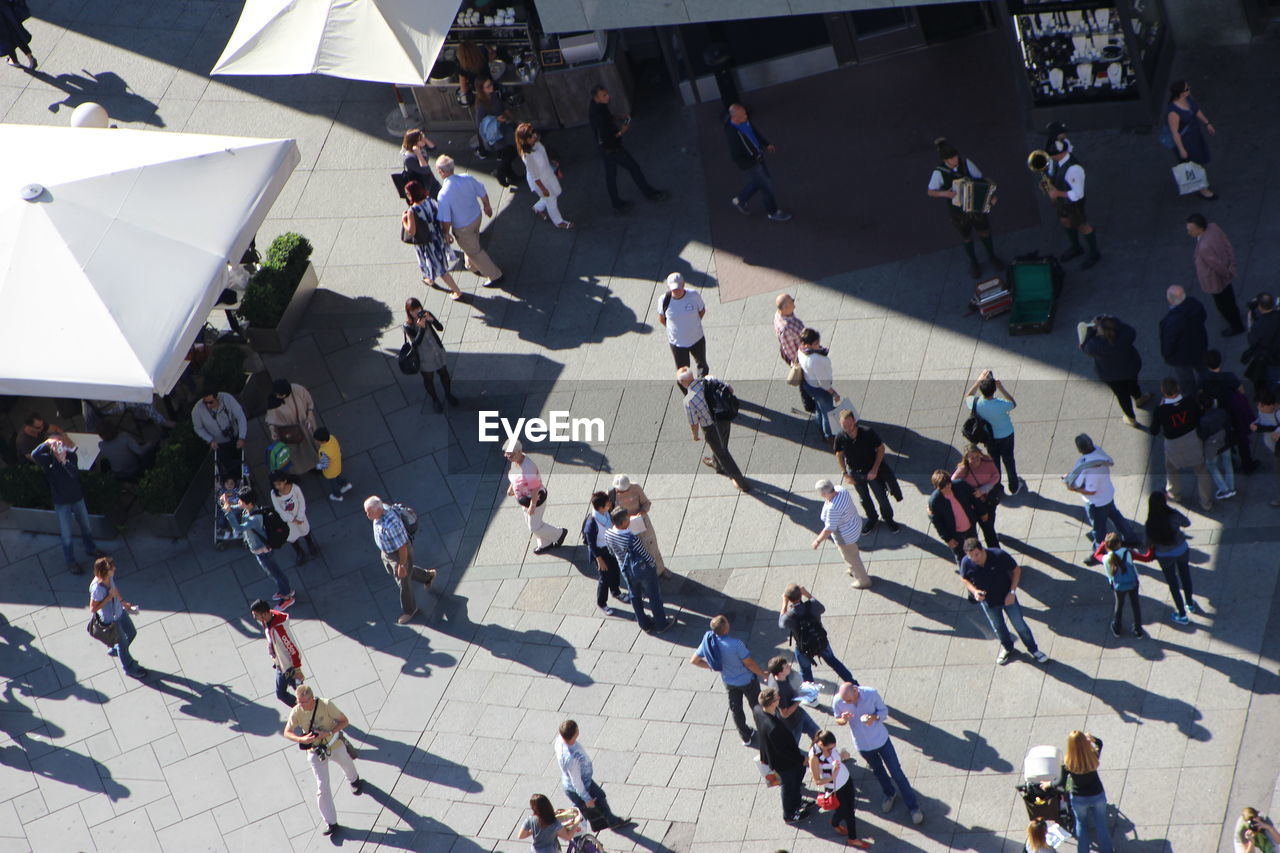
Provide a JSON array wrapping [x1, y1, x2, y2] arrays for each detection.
[[198, 345, 248, 396], [0, 462, 120, 514], [237, 233, 314, 329], [137, 422, 210, 514]]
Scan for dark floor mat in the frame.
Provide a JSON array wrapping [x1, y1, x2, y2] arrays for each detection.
[[698, 31, 1044, 301]]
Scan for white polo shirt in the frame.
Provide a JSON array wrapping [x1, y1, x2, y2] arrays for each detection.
[[658, 289, 706, 348]]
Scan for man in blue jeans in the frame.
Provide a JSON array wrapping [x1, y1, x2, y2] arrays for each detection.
[[965, 369, 1022, 495], [691, 615, 768, 745], [778, 584, 856, 686], [220, 487, 295, 610], [959, 539, 1050, 666], [31, 437, 104, 574], [604, 508, 670, 634], [833, 682, 924, 825], [555, 720, 632, 832], [724, 103, 792, 222]]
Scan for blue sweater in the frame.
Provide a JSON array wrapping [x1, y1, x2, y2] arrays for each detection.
[[31, 443, 84, 506]]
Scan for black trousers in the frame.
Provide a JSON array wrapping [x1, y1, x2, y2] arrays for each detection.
[[595, 552, 623, 608], [778, 763, 805, 820], [1212, 285, 1246, 334], [704, 420, 744, 482], [849, 465, 901, 521], [726, 678, 760, 740], [1112, 587, 1142, 631], [1103, 378, 1143, 420], [671, 337, 709, 377], [601, 146, 657, 208]]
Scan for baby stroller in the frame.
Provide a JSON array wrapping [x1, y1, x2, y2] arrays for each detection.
[[213, 455, 254, 551], [1016, 744, 1075, 837]]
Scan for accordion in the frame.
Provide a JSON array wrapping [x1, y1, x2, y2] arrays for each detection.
[[952, 178, 997, 214]]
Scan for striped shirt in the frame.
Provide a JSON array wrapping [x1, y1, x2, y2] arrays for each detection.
[[820, 487, 862, 544], [683, 378, 715, 428], [373, 507, 409, 554], [604, 526, 653, 572], [774, 312, 805, 363]]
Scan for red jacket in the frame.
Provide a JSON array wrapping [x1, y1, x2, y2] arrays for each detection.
[[264, 610, 302, 672]]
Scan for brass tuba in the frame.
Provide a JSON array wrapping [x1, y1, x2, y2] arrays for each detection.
[[1027, 149, 1054, 197]]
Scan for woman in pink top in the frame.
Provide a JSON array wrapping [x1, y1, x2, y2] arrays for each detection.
[[504, 440, 567, 555], [952, 444, 1001, 547]]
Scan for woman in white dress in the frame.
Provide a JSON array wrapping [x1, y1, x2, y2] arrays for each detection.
[[515, 123, 573, 230]]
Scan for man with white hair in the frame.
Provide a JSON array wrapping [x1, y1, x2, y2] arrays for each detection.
[[811, 479, 870, 588], [657, 272, 708, 378], [435, 154, 503, 287], [1159, 284, 1209, 396], [679, 367, 748, 492], [364, 496, 436, 624], [504, 440, 567, 554]]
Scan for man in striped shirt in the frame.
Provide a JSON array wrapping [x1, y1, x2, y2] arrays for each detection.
[[811, 479, 871, 588], [605, 508, 671, 634], [774, 293, 814, 414], [679, 367, 749, 492]]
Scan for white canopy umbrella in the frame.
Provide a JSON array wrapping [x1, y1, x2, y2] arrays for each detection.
[[0, 124, 300, 403], [211, 0, 462, 86]]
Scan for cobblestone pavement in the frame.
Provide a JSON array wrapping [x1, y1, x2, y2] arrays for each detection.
[[2, 4, 1280, 851]]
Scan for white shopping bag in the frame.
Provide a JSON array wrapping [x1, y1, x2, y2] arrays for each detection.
[[1045, 819, 1070, 847], [827, 398, 860, 436], [1172, 161, 1208, 195], [754, 759, 780, 787]]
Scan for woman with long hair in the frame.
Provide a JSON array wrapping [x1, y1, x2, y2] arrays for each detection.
[[401, 180, 462, 300], [403, 297, 458, 412], [1025, 817, 1052, 852], [89, 556, 148, 679], [952, 443, 1001, 547], [455, 40, 490, 104], [1080, 314, 1149, 425], [1095, 532, 1143, 638], [1167, 79, 1218, 200], [475, 77, 521, 186], [399, 128, 439, 197], [808, 730, 869, 848], [516, 122, 573, 229], [515, 794, 576, 853], [1055, 731, 1112, 852], [1142, 490, 1199, 624]]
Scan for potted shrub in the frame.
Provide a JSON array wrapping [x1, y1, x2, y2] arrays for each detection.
[[135, 422, 214, 538], [0, 460, 122, 540], [238, 232, 317, 353]]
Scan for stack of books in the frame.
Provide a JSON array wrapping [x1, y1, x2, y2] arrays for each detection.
[[971, 277, 1012, 319]]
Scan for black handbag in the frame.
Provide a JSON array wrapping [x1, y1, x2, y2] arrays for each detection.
[[87, 613, 118, 647], [516, 488, 548, 508], [391, 170, 412, 200], [397, 340, 421, 375]]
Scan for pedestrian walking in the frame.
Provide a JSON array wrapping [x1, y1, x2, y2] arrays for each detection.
[[832, 681, 924, 826], [583, 492, 628, 615], [265, 379, 320, 473], [1094, 533, 1144, 638], [192, 391, 248, 481], [833, 410, 902, 533], [928, 469, 991, 566], [403, 297, 460, 411], [587, 85, 667, 214], [554, 720, 631, 831], [436, 155, 504, 287], [724, 102, 791, 221], [283, 684, 364, 838], [690, 614, 768, 745], [270, 471, 320, 566], [765, 656, 820, 744], [0, 0, 35, 70], [808, 730, 868, 847], [517, 794, 578, 852], [774, 293, 814, 413], [965, 368, 1022, 494], [363, 496, 436, 624], [926, 136, 1004, 279], [250, 598, 304, 707], [1063, 434, 1135, 565], [399, 128, 439, 196], [797, 328, 841, 446], [658, 273, 709, 378], [1167, 80, 1218, 201], [401, 181, 462, 300], [812, 479, 871, 589], [952, 444, 1002, 547], [1186, 214, 1243, 336], [958, 540, 1050, 666], [1044, 138, 1101, 269], [516, 123, 573, 230], [753, 688, 812, 824], [778, 583, 857, 685], [1079, 314, 1151, 426], [611, 474, 669, 578], [604, 508, 669, 633], [1198, 390, 1237, 500], [313, 428, 353, 503], [88, 557, 148, 679], [678, 368, 749, 491], [1149, 378, 1214, 511], [1050, 731, 1113, 853], [31, 437, 104, 574], [1141, 491, 1200, 624], [504, 440, 568, 555], [1159, 286, 1209, 397], [220, 487, 296, 609]]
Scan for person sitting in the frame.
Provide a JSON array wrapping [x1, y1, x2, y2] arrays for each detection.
[[96, 422, 156, 481]]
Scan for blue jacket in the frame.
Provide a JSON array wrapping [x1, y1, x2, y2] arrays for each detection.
[[1159, 298, 1208, 368], [1105, 548, 1140, 592], [31, 442, 84, 506]]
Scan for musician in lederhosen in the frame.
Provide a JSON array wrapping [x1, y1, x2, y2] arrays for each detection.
[[926, 137, 1005, 279], [1045, 138, 1101, 270]]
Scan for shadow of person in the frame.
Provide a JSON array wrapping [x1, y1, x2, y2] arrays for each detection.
[[343, 726, 482, 794], [433, 594, 592, 686], [1041, 659, 1210, 738], [461, 276, 649, 351], [886, 709, 1015, 773], [136, 671, 283, 738], [998, 534, 1088, 576], [34, 69, 164, 126], [345, 778, 490, 850]]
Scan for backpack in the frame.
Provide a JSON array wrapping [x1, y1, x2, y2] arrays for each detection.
[[255, 507, 290, 550], [961, 397, 994, 445], [479, 114, 503, 148], [791, 605, 829, 659], [388, 503, 418, 539], [703, 378, 740, 422], [266, 440, 292, 473]]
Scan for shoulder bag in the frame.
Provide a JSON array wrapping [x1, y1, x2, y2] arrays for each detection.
[[87, 612, 118, 647], [786, 361, 804, 387], [275, 424, 306, 445], [398, 326, 422, 375], [962, 397, 995, 445]]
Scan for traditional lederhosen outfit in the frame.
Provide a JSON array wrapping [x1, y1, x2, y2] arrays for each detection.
[[928, 146, 1004, 279], [1046, 141, 1101, 269]]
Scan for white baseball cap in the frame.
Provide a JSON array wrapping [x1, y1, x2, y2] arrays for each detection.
[[666, 272, 685, 291]]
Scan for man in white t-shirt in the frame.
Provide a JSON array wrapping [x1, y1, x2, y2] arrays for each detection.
[[657, 272, 708, 379], [1064, 433, 1134, 566]]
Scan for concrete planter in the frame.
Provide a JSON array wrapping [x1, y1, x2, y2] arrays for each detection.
[[245, 262, 319, 354], [137, 452, 214, 539], [2, 505, 120, 540]]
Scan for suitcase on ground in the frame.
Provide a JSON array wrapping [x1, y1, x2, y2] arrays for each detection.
[[1008, 254, 1064, 335]]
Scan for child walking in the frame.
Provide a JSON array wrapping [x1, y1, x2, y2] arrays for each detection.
[[1095, 532, 1143, 638], [270, 472, 320, 565], [314, 427, 353, 503]]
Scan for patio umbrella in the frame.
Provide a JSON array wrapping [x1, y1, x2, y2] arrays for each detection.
[[211, 0, 462, 87], [0, 124, 300, 403]]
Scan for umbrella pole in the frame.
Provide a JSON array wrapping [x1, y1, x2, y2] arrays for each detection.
[[385, 84, 424, 136]]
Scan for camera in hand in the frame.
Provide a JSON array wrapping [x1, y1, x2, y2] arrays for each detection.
[[1249, 818, 1262, 832]]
